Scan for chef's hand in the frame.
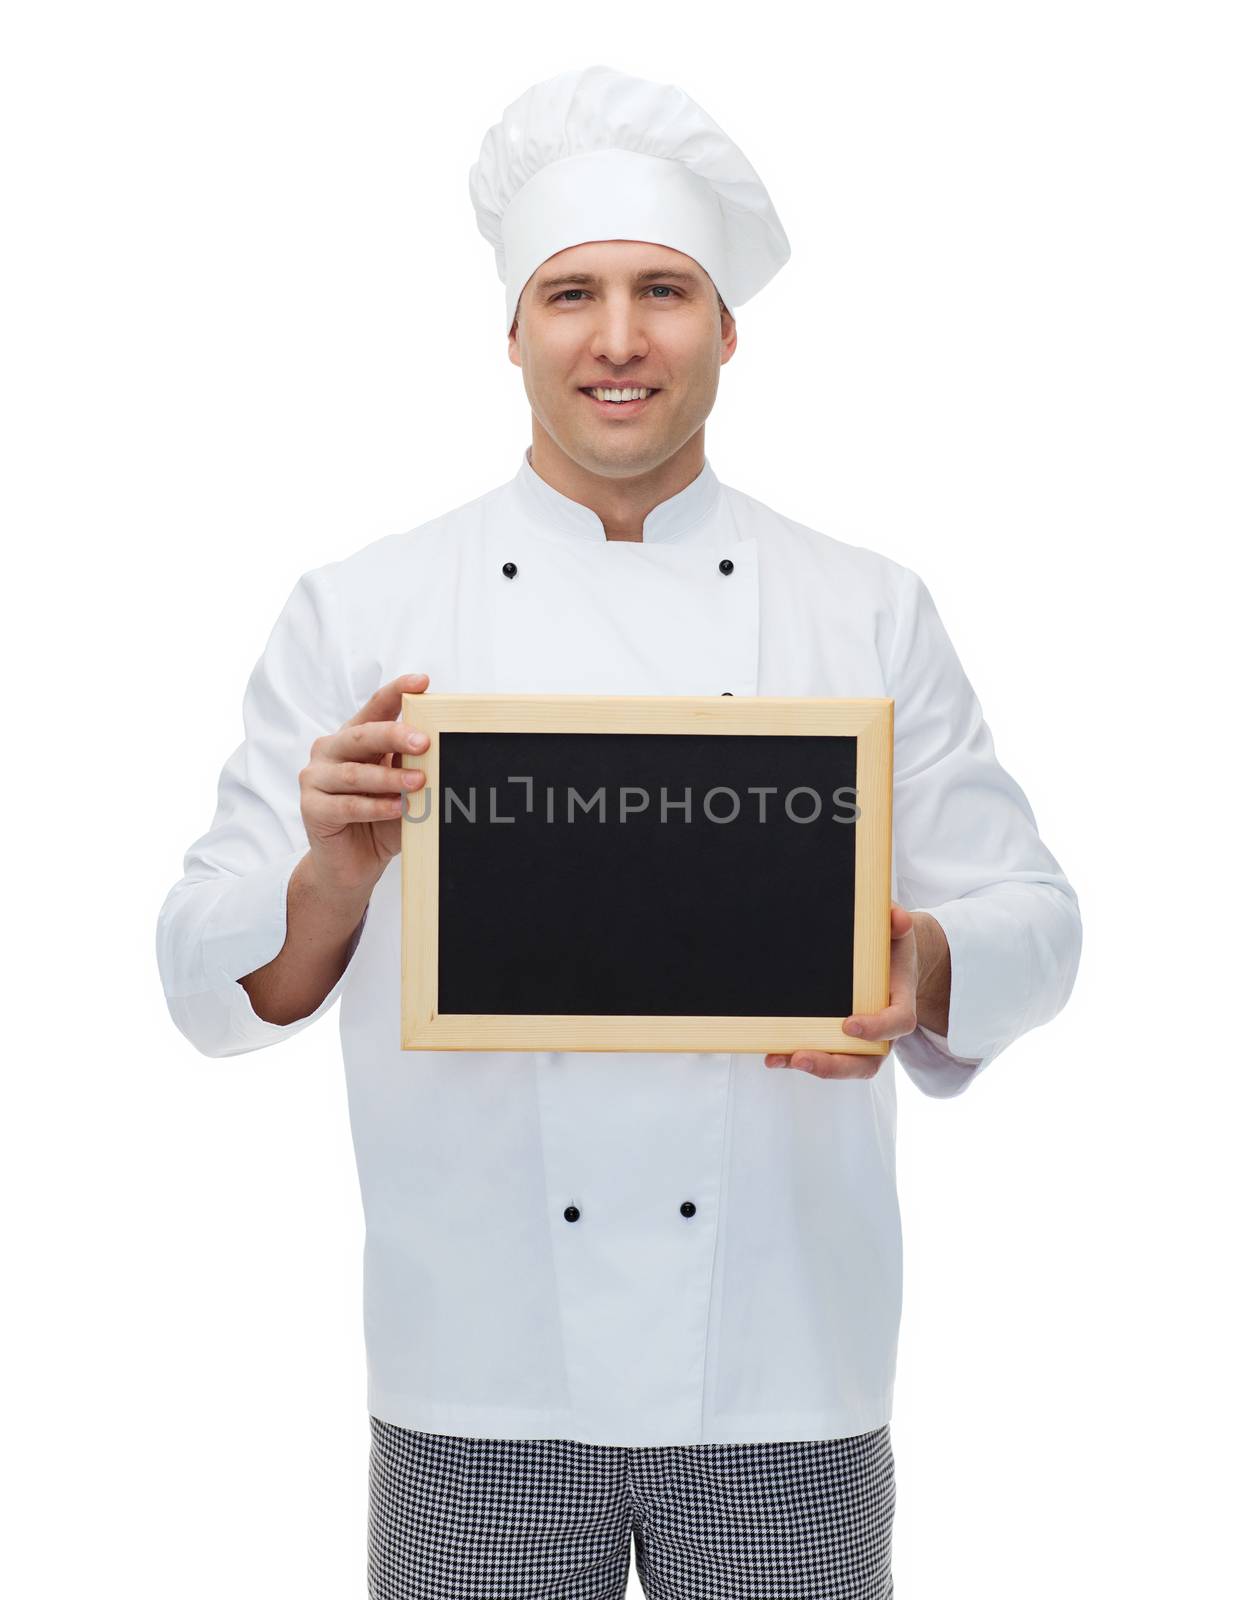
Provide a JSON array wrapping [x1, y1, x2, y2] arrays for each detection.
[[763, 903, 931, 1079], [299, 673, 431, 897]]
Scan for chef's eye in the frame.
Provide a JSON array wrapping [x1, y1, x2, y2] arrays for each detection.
[[549, 286, 682, 303]]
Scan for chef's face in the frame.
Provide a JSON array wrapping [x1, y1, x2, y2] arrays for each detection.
[[507, 239, 735, 477]]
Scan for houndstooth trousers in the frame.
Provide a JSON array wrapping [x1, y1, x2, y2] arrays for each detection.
[[367, 1416, 895, 1599]]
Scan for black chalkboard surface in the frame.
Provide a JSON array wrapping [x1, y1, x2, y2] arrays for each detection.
[[400, 694, 893, 1054]]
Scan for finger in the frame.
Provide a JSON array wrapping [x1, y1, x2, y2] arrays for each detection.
[[839, 905, 919, 1041], [345, 672, 431, 728], [318, 718, 430, 764], [304, 789, 411, 826], [307, 760, 427, 797], [764, 1048, 888, 1080], [801, 1049, 887, 1079], [839, 997, 917, 1043]]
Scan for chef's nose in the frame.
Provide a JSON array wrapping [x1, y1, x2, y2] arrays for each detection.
[[586, 301, 651, 365]]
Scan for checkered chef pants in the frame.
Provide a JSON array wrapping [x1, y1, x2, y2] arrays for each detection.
[[367, 1417, 895, 1599]]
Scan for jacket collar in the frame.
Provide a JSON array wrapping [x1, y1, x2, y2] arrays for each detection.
[[514, 444, 721, 545]]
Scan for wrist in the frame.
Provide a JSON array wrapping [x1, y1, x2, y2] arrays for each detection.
[[911, 912, 952, 1034], [912, 911, 942, 983], [297, 851, 378, 925]]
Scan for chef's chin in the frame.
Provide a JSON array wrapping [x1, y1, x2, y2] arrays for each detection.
[[559, 408, 680, 474], [565, 431, 666, 479]]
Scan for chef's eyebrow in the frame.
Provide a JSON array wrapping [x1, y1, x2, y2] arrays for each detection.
[[534, 268, 704, 293]]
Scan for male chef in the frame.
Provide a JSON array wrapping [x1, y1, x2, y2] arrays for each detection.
[[157, 64, 1082, 1600]]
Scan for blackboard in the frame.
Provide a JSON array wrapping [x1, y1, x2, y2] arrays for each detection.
[[400, 694, 893, 1053]]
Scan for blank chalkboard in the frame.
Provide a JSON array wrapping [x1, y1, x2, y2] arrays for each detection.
[[400, 694, 893, 1054]]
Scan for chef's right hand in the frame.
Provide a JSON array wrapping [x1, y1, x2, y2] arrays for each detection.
[[299, 673, 431, 898]]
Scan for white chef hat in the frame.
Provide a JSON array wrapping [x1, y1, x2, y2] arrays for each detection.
[[468, 65, 791, 335]]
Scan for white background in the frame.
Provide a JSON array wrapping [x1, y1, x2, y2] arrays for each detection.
[[3, 4, 1248, 1595]]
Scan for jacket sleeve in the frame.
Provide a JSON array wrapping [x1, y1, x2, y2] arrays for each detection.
[[885, 565, 1082, 1098], [155, 566, 368, 1058]]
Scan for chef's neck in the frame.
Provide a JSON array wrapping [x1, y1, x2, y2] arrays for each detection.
[[528, 429, 707, 543]]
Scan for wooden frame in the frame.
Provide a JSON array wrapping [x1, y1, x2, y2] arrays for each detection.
[[400, 693, 893, 1053]]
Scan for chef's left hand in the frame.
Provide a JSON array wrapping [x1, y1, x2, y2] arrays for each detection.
[[764, 903, 924, 1079]]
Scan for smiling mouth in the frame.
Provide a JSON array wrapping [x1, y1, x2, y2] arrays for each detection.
[[579, 388, 660, 414]]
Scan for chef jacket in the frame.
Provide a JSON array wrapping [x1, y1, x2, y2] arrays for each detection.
[[156, 444, 1082, 1447]]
